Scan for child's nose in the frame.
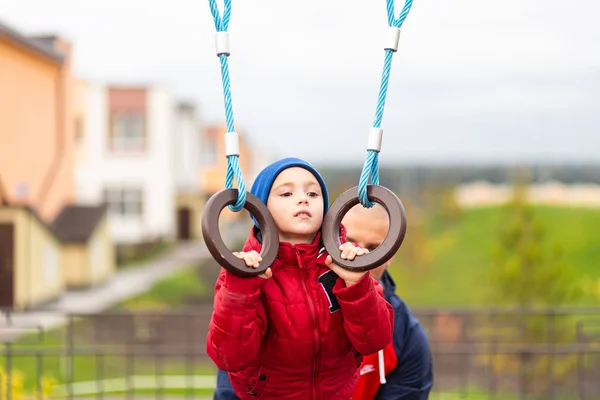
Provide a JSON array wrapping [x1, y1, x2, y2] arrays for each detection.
[[297, 194, 309, 204]]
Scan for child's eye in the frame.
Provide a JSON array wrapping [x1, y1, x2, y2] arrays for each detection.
[[307, 192, 319, 197], [281, 192, 292, 197]]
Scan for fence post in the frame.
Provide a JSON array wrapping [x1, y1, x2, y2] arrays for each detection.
[[548, 310, 556, 399], [66, 315, 74, 400]]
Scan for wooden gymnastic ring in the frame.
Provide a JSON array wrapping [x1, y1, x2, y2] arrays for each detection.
[[201, 189, 279, 277], [322, 185, 407, 272]]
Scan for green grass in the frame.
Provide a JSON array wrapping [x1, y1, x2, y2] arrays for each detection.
[[428, 390, 522, 400], [52, 388, 215, 398], [117, 240, 173, 269], [119, 266, 208, 310], [53, 390, 214, 399], [1, 322, 217, 392], [0, 266, 212, 392], [390, 205, 600, 307], [428, 389, 582, 400]]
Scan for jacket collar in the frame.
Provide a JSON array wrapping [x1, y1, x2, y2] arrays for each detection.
[[277, 231, 323, 267], [380, 269, 397, 298], [244, 224, 348, 269], [244, 227, 323, 269]]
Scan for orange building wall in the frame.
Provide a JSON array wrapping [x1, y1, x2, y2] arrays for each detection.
[[0, 36, 75, 221], [202, 125, 254, 195]]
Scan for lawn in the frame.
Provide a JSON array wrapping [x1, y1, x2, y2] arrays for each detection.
[[1, 337, 218, 398], [0, 266, 213, 394], [389, 205, 600, 307], [428, 389, 584, 400], [114, 206, 600, 309], [107, 206, 600, 310], [118, 265, 209, 310], [117, 240, 172, 269]]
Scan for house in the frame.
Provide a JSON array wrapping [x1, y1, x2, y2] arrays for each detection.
[[0, 22, 114, 309], [0, 24, 73, 221], [454, 181, 600, 209], [200, 124, 273, 234], [172, 103, 204, 241], [201, 125, 271, 222], [0, 206, 64, 310], [74, 82, 176, 245], [51, 205, 114, 288]]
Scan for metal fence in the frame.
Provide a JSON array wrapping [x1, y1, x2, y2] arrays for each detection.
[[2, 307, 600, 399]]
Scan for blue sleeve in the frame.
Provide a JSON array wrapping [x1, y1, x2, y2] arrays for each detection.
[[213, 369, 241, 400], [375, 300, 434, 400]]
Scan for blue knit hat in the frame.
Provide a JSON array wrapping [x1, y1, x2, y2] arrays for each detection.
[[250, 157, 329, 228]]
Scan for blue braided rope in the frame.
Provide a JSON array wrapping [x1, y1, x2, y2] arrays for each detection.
[[358, 150, 380, 207], [209, 0, 246, 211], [209, 0, 231, 31], [387, 0, 413, 28], [373, 50, 394, 130], [218, 55, 235, 133], [358, 0, 414, 208], [225, 155, 247, 211]]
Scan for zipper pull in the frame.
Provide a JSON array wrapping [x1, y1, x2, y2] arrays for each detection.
[[294, 249, 304, 269]]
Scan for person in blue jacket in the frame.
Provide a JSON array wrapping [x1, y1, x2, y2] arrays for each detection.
[[346, 203, 433, 400], [213, 202, 433, 399]]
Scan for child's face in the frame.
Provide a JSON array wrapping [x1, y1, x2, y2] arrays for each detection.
[[267, 167, 325, 245], [342, 204, 392, 281]]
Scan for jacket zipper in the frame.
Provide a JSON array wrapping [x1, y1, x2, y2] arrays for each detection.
[[296, 249, 320, 400]]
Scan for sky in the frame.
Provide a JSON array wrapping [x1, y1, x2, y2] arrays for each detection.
[[1, 0, 599, 165]]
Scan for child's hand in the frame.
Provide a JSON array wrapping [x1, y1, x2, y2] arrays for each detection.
[[324, 243, 369, 287], [339, 242, 369, 261], [233, 250, 272, 279]]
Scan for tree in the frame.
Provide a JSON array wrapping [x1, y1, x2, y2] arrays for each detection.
[[488, 184, 582, 307], [477, 182, 585, 398]]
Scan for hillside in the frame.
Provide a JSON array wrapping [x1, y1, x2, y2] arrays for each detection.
[[389, 205, 600, 306]]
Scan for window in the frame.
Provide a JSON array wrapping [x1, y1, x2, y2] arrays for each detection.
[[204, 139, 218, 165], [75, 116, 84, 143], [103, 188, 143, 217], [44, 244, 59, 285], [13, 182, 29, 199], [110, 113, 146, 152]]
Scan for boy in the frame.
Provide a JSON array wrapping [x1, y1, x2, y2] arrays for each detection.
[[207, 157, 394, 400], [344, 204, 433, 399]]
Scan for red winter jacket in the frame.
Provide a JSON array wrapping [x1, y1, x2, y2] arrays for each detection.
[[206, 227, 394, 400]]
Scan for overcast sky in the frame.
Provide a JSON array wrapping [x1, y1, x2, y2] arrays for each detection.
[[2, 0, 599, 165]]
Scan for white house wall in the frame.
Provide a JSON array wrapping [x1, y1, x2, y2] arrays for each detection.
[[173, 107, 202, 193], [75, 84, 175, 244], [144, 87, 175, 240]]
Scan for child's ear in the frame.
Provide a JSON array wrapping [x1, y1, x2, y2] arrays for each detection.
[[384, 256, 395, 269], [338, 223, 348, 243]]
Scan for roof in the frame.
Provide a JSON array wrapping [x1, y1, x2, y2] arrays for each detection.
[[177, 102, 196, 112], [51, 205, 107, 244], [0, 21, 64, 63], [0, 205, 62, 243]]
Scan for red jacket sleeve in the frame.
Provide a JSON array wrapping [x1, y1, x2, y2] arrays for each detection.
[[333, 273, 394, 356], [206, 268, 268, 372]]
